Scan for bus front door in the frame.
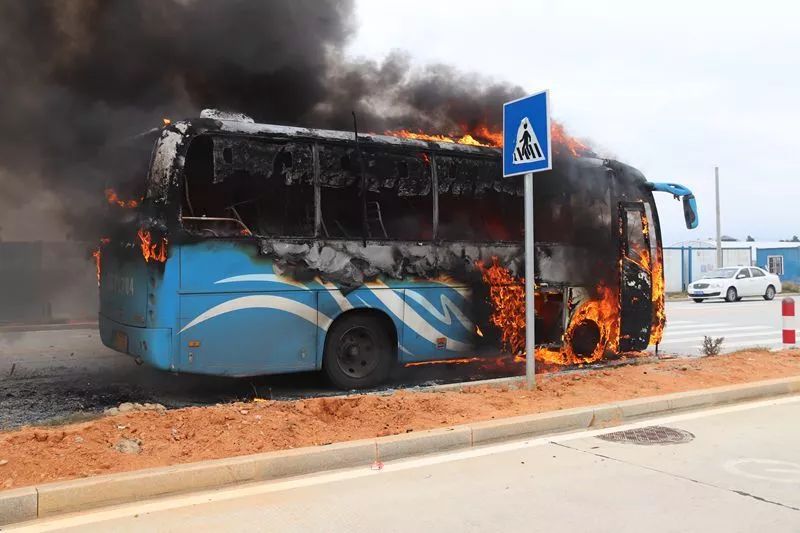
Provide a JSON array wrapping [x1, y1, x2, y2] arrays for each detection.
[[619, 204, 653, 352]]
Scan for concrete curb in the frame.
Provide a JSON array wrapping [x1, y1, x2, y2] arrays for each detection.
[[3, 376, 800, 526]]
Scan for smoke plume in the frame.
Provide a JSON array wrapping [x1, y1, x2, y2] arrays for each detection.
[[0, 0, 525, 240]]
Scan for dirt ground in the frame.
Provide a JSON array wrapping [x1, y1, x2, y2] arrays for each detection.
[[2, 349, 799, 491]]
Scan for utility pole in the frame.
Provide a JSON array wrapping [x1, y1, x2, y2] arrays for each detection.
[[715, 166, 722, 268]]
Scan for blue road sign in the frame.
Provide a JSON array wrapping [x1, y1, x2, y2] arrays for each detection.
[[503, 90, 551, 177]]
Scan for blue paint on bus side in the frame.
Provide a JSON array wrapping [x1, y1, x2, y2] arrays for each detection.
[[99, 240, 480, 377]]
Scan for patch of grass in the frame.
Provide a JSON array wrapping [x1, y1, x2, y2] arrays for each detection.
[[727, 346, 772, 356], [666, 292, 688, 300], [782, 281, 800, 293]]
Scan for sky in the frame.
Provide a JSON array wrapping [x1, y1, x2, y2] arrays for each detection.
[[347, 0, 800, 245]]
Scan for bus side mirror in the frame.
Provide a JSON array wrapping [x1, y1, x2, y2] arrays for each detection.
[[682, 194, 698, 229]]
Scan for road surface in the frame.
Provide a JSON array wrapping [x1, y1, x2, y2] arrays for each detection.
[[0, 327, 515, 429], [15, 396, 800, 532], [656, 297, 791, 356], [1, 297, 793, 428]]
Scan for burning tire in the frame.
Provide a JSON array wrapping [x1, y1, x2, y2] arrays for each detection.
[[323, 314, 394, 390], [568, 319, 603, 362]]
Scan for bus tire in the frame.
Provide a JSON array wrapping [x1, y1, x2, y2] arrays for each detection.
[[323, 314, 393, 390]]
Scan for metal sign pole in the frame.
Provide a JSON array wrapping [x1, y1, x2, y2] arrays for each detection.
[[503, 90, 549, 390], [524, 172, 536, 389]]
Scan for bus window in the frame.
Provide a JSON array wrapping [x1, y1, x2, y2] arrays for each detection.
[[625, 208, 648, 265], [183, 135, 314, 237], [436, 156, 523, 242], [319, 145, 362, 239], [364, 151, 433, 241]]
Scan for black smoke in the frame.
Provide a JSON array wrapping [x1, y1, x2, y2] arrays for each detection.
[[0, 0, 525, 240]]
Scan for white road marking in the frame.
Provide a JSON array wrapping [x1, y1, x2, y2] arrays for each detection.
[[663, 323, 732, 332], [13, 395, 800, 532], [723, 458, 800, 483], [665, 329, 781, 343], [694, 337, 783, 349]]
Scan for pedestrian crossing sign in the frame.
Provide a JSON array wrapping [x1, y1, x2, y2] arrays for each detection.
[[503, 90, 551, 177]]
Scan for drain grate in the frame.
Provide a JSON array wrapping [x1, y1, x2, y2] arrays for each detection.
[[596, 426, 695, 445]]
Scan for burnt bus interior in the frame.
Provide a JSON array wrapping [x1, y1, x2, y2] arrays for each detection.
[[168, 127, 659, 358], [179, 134, 523, 243]]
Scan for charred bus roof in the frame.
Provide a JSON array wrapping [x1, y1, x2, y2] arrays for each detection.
[[179, 117, 502, 158], [147, 110, 651, 203]]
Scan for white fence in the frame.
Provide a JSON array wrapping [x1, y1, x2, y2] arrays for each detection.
[[662, 247, 752, 293]]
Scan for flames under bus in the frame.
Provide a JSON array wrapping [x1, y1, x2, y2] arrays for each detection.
[[98, 113, 698, 389]]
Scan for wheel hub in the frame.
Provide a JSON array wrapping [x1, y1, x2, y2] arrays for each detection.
[[337, 326, 379, 379]]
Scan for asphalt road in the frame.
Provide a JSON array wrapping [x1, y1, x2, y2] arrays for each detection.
[[1, 297, 795, 429], [0, 327, 520, 429], [656, 296, 793, 356], [18, 396, 800, 532]]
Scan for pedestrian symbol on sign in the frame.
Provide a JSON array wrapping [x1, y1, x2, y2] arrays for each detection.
[[512, 117, 544, 164]]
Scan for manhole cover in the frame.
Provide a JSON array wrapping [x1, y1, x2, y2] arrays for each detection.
[[596, 426, 694, 445]]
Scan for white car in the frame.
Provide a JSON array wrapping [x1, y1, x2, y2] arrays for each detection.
[[688, 266, 782, 303]]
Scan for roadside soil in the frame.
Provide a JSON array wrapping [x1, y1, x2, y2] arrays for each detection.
[[2, 349, 799, 491]]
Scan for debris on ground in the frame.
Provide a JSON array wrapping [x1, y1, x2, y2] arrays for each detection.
[[113, 438, 142, 455], [0, 349, 798, 490], [104, 402, 166, 416]]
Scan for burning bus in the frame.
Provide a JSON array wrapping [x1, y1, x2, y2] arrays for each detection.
[[97, 110, 697, 389]]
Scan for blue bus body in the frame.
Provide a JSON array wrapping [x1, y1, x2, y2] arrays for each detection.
[[100, 240, 478, 377]]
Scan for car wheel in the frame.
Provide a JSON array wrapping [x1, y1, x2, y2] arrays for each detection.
[[692, 298, 704, 303], [323, 314, 394, 390], [725, 287, 738, 302], [764, 285, 776, 301]]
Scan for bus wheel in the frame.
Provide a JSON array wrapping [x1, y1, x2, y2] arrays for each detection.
[[323, 315, 393, 390]]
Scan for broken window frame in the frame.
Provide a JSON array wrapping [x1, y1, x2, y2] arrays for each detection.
[[432, 152, 523, 243], [315, 140, 435, 243], [179, 134, 315, 239], [176, 133, 523, 246]]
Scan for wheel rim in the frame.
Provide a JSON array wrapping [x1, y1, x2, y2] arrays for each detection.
[[728, 288, 736, 300], [767, 287, 775, 298], [335, 326, 380, 379]]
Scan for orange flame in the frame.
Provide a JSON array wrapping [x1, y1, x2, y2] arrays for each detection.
[[477, 258, 526, 356], [405, 357, 481, 367], [385, 120, 589, 157], [385, 129, 494, 147], [137, 228, 167, 263], [105, 188, 140, 209], [559, 285, 620, 365], [92, 238, 111, 286], [550, 122, 590, 158], [92, 249, 101, 285], [162, 118, 172, 126], [477, 257, 622, 368], [649, 248, 666, 345]]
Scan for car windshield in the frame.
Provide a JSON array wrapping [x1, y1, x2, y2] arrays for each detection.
[[704, 268, 738, 279]]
